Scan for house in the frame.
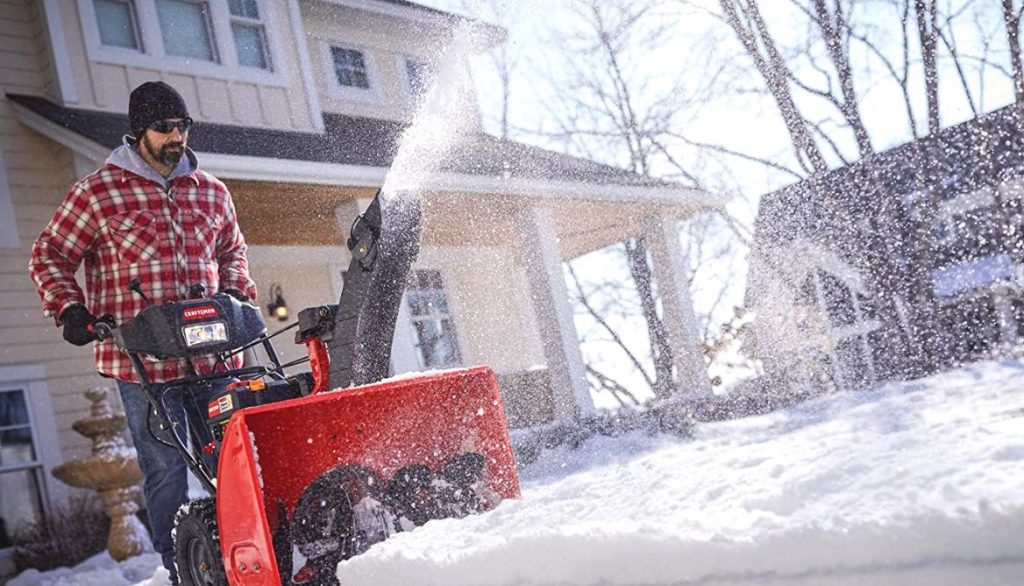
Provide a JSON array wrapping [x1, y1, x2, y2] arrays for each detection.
[[0, 0, 722, 571], [745, 102, 1024, 393]]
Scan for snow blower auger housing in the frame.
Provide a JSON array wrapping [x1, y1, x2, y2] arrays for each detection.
[[94, 190, 521, 586]]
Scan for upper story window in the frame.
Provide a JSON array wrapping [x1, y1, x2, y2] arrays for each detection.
[[81, 0, 286, 84], [155, 0, 216, 61], [406, 270, 461, 369], [404, 59, 432, 97], [332, 47, 370, 89], [228, 0, 271, 70], [94, 0, 141, 49]]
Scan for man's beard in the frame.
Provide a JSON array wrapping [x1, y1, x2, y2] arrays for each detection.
[[143, 134, 185, 167]]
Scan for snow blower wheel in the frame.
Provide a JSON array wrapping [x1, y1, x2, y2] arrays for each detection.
[[174, 498, 228, 586], [289, 464, 395, 585]]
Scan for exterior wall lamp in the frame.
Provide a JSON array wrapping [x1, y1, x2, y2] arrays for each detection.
[[266, 283, 289, 322]]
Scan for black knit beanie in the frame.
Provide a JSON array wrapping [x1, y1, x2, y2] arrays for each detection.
[[128, 81, 190, 137]]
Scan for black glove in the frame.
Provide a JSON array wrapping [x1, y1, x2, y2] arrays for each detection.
[[221, 287, 250, 303], [60, 304, 97, 346]]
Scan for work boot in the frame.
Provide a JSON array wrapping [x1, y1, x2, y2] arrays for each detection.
[[162, 552, 179, 585]]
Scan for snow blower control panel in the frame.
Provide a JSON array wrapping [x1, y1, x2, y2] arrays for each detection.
[[111, 294, 266, 359]]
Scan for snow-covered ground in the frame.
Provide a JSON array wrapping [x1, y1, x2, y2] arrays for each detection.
[[10, 360, 1024, 585]]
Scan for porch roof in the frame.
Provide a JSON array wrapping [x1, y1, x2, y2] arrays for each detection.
[[8, 93, 699, 192], [9, 93, 726, 254]]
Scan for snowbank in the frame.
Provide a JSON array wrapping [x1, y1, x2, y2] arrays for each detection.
[[7, 553, 168, 586], [9, 361, 1024, 585], [336, 360, 1024, 585]]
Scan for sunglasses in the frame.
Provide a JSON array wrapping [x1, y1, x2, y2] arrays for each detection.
[[148, 117, 193, 134]]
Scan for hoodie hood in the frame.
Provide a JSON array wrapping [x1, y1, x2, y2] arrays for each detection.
[[106, 135, 198, 188]]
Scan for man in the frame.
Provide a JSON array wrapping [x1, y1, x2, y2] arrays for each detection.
[[29, 81, 257, 584]]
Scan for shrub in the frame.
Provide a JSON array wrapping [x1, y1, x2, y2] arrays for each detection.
[[511, 403, 696, 467], [12, 495, 111, 572]]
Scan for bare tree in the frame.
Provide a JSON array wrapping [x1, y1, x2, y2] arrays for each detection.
[[700, 0, 1024, 382], [718, 0, 830, 174], [522, 0, 758, 402], [1003, 0, 1024, 102], [552, 0, 687, 401]]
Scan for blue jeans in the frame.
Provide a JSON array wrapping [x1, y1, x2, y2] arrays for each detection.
[[116, 378, 223, 582]]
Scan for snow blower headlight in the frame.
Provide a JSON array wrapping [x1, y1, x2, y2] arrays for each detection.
[[183, 321, 228, 348]]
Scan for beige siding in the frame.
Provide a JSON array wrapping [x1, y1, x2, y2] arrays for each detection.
[[54, 0, 316, 131], [245, 243, 544, 377], [229, 82, 264, 126], [245, 245, 341, 367], [415, 245, 544, 374], [1, 0, 101, 464]]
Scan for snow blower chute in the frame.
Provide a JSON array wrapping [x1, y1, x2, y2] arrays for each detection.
[[93, 190, 521, 586]]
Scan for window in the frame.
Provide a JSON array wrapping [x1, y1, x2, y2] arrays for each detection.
[[155, 0, 216, 61], [819, 270, 856, 327], [406, 270, 461, 369], [836, 336, 870, 389], [933, 206, 1002, 267], [332, 47, 370, 89], [156, 0, 216, 61], [0, 389, 45, 546], [405, 59, 432, 97], [228, 0, 270, 70], [93, 0, 140, 49], [79, 0, 288, 84]]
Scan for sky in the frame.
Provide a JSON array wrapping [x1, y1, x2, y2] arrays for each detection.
[[10, 358, 1024, 585]]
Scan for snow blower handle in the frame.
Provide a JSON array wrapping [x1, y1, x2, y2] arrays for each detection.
[[88, 314, 117, 341]]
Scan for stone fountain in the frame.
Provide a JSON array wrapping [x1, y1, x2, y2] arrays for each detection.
[[52, 386, 150, 561]]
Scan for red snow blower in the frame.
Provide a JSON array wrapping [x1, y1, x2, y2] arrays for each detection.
[[93, 191, 520, 585]]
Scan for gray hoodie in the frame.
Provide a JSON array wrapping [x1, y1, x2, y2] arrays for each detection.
[[105, 135, 198, 189]]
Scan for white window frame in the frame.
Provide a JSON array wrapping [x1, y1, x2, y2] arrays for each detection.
[[91, 0, 144, 51], [0, 150, 17, 249], [322, 43, 384, 103], [800, 265, 880, 389], [400, 55, 433, 100], [157, 0, 221, 63], [76, 0, 290, 86], [404, 269, 462, 370], [0, 365, 63, 557], [227, 0, 273, 71]]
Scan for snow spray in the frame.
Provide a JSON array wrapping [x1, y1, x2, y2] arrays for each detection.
[[350, 23, 485, 381], [381, 21, 483, 200]]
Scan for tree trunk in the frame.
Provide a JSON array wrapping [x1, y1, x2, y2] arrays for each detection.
[[1003, 0, 1024, 103], [811, 0, 873, 158], [624, 238, 675, 400], [719, 0, 828, 174], [915, 0, 941, 135], [905, 0, 945, 373]]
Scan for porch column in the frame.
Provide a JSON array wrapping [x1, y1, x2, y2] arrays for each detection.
[[645, 214, 713, 397], [513, 206, 594, 419]]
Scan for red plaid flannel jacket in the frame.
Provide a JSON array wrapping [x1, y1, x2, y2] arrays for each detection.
[[29, 161, 257, 383]]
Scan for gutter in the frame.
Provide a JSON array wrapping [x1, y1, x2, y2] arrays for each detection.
[[201, 153, 725, 209]]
